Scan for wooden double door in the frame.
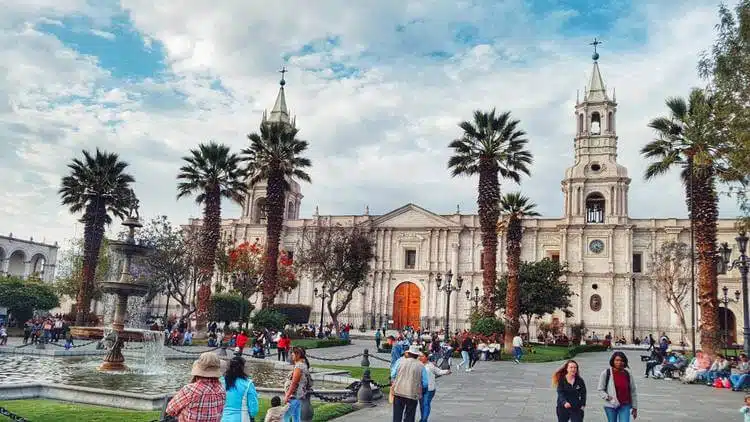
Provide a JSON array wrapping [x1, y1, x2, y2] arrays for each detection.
[[393, 282, 421, 330]]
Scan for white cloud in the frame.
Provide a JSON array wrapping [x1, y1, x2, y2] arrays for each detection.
[[0, 0, 742, 249]]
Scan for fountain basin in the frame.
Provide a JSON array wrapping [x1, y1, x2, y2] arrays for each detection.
[[99, 281, 149, 297], [108, 240, 152, 257], [69, 327, 157, 342]]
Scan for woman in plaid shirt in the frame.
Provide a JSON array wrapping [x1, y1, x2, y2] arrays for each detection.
[[167, 353, 227, 422]]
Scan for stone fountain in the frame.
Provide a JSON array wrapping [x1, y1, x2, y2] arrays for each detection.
[[70, 196, 156, 371]]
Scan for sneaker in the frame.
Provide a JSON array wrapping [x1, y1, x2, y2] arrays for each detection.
[[644, 375, 649, 378]]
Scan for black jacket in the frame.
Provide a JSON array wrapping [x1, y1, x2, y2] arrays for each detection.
[[556, 375, 587, 410]]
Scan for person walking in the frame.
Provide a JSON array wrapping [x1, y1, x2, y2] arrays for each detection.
[[553, 360, 586, 422], [390, 345, 428, 422], [375, 329, 382, 350], [283, 346, 311, 422], [512, 333, 524, 364], [276, 333, 290, 362], [221, 356, 259, 422], [166, 353, 226, 422], [457, 335, 472, 372], [597, 352, 638, 422], [418, 351, 450, 422]]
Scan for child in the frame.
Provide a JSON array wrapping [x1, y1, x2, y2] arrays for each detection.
[[741, 395, 750, 422], [264, 396, 289, 422]]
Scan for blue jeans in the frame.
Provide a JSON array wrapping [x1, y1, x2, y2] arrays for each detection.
[[420, 390, 435, 422], [283, 398, 301, 422], [460, 351, 469, 368], [513, 347, 523, 361], [706, 370, 730, 383], [604, 404, 632, 422], [732, 374, 750, 389]]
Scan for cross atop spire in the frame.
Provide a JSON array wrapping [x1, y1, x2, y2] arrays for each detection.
[[261, 65, 296, 129], [589, 38, 602, 62], [279, 66, 287, 86]]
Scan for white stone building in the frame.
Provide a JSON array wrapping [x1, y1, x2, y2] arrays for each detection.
[[172, 58, 744, 343], [0, 234, 58, 282]]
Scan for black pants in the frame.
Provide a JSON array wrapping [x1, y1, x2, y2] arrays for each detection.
[[645, 361, 659, 376], [393, 395, 418, 422], [556, 406, 584, 422], [278, 348, 288, 361], [469, 351, 479, 368]]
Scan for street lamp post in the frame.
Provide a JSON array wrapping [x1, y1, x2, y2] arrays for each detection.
[[313, 287, 328, 339], [719, 285, 741, 355], [718, 231, 750, 356], [435, 270, 463, 343], [465, 287, 481, 312]]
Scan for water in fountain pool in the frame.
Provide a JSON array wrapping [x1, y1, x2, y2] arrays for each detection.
[[125, 296, 147, 329], [0, 355, 341, 394]]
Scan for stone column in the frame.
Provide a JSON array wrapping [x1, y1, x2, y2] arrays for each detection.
[[608, 279, 615, 328], [23, 260, 32, 279], [1, 258, 9, 275], [451, 241, 459, 327]]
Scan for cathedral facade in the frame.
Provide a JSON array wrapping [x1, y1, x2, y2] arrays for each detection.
[[177, 58, 743, 342]]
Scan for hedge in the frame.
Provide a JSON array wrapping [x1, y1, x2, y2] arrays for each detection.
[[270, 304, 312, 324], [291, 338, 351, 349], [566, 344, 608, 358]]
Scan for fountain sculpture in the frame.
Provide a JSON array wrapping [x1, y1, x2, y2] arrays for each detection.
[[70, 193, 156, 371]]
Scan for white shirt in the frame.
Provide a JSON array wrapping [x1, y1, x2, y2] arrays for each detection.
[[423, 362, 450, 391], [512, 336, 523, 347]]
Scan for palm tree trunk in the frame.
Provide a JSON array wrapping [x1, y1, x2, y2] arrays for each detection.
[[478, 162, 500, 315], [690, 171, 720, 356], [196, 187, 221, 331], [262, 169, 285, 308], [504, 217, 522, 351], [76, 201, 106, 326]]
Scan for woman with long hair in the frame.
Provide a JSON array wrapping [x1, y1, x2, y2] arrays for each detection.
[[221, 356, 259, 422], [283, 346, 311, 422], [597, 351, 638, 422], [552, 360, 586, 422]]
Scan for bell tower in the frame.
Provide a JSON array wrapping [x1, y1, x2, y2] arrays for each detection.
[[242, 67, 304, 224], [562, 40, 631, 224]]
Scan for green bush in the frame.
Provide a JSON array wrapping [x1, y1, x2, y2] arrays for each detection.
[[566, 344, 608, 358], [250, 309, 288, 330], [209, 293, 249, 323], [471, 317, 505, 337], [270, 304, 311, 324], [291, 338, 351, 349]]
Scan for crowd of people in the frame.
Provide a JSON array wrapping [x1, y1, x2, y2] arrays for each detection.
[[0, 315, 76, 349]]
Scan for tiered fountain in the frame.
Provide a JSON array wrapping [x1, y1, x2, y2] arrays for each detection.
[[70, 199, 156, 371]]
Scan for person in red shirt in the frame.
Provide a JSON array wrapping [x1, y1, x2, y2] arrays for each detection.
[[236, 330, 249, 353], [597, 351, 638, 421], [277, 333, 291, 362]]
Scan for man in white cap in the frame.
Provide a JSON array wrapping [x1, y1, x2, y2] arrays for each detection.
[[390, 344, 429, 422]]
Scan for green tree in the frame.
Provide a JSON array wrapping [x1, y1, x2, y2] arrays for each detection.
[[294, 224, 375, 332], [55, 237, 111, 304], [0, 276, 60, 325], [59, 149, 135, 325], [250, 308, 288, 331], [498, 192, 540, 351], [177, 142, 248, 329], [447, 109, 533, 314], [209, 293, 245, 324], [495, 259, 573, 336], [641, 88, 730, 356], [243, 122, 312, 308]]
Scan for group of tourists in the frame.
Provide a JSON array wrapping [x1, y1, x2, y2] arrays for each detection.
[[165, 346, 311, 422], [18, 316, 73, 348]]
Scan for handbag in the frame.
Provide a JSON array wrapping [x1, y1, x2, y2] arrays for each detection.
[[241, 379, 253, 422]]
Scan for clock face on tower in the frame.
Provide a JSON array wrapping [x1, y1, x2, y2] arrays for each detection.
[[589, 239, 605, 254]]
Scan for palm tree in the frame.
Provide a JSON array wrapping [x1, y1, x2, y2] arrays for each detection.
[[177, 142, 248, 329], [448, 109, 533, 314], [498, 192, 540, 350], [59, 149, 135, 326], [641, 87, 729, 356], [243, 122, 311, 308]]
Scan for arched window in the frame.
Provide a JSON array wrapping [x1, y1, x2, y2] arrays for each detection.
[[578, 113, 584, 134], [253, 198, 267, 224], [607, 111, 614, 133], [585, 192, 606, 223], [590, 112, 601, 135], [286, 202, 295, 220]]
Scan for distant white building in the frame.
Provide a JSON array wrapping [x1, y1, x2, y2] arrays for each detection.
[[0, 234, 58, 282], [163, 56, 744, 343]]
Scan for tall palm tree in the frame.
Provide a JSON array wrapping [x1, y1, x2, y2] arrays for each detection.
[[59, 149, 135, 326], [448, 109, 533, 314], [177, 142, 248, 329], [243, 122, 311, 308], [498, 192, 540, 350], [642, 87, 729, 356]]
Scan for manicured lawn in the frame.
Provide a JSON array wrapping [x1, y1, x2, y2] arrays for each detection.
[[0, 399, 353, 422], [499, 344, 609, 363], [316, 364, 391, 394]]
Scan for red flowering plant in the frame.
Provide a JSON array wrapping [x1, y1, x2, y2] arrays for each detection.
[[226, 239, 297, 300]]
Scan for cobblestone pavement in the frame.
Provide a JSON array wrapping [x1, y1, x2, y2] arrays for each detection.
[[322, 341, 742, 422]]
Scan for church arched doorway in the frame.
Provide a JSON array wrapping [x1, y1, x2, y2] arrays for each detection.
[[393, 282, 420, 330], [719, 307, 737, 346]]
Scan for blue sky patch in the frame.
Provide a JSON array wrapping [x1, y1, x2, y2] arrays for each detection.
[[36, 13, 166, 81]]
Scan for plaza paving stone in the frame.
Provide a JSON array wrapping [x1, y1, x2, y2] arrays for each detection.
[[308, 340, 743, 422]]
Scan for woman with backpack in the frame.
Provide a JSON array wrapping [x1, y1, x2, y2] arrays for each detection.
[[283, 346, 312, 422], [553, 360, 586, 422], [597, 352, 638, 422]]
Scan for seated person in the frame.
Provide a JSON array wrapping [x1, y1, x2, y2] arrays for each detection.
[[207, 332, 218, 347], [645, 349, 664, 378], [682, 351, 711, 383], [487, 343, 501, 361], [731, 353, 750, 391], [251, 341, 265, 358], [706, 354, 732, 384], [660, 351, 688, 379], [476, 342, 489, 361]]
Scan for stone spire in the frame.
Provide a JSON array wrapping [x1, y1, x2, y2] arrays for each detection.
[[262, 66, 296, 129], [586, 38, 608, 102]]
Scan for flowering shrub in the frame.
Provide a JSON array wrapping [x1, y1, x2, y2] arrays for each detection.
[[227, 240, 297, 294]]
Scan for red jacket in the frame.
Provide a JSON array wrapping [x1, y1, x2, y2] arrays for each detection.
[[277, 337, 291, 350], [237, 333, 249, 348]]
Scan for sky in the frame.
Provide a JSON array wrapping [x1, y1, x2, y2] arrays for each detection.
[[0, 0, 743, 247]]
